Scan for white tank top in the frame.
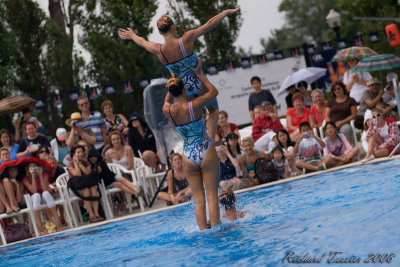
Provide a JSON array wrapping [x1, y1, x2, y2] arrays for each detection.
[[111, 146, 128, 168]]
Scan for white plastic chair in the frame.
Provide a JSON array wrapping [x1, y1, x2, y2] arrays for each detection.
[[103, 163, 145, 219], [56, 173, 83, 227], [0, 194, 39, 245]]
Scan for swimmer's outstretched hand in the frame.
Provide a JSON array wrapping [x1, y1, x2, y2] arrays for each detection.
[[191, 58, 203, 74], [227, 7, 240, 15], [118, 27, 135, 40]]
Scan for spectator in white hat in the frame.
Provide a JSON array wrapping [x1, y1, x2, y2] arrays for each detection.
[[51, 128, 70, 164], [358, 78, 385, 116]]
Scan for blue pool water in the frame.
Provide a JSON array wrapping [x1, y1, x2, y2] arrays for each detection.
[[1, 159, 400, 266]]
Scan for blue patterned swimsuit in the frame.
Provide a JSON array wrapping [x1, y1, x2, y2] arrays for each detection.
[[169, 101, 212, 167]]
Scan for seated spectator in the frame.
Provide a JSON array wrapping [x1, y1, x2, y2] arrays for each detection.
[[253, 105, 262, 119], [325, 81, 357, 145], [127, 112, 164, 171], [363, 108, 400, 162], [89, 148, 140, 198], [105, 131, 134, 171], [66, 112, 97, 149], [17, 122, 51, 158], [226, 133, 242, 159], [248, 76, 277, 121], [46, 156, 66, 187], [285, 85, 297, 109], [238, 137, 267, 180], [101, 100, 129, 137], [0, 147, 10, 164], [22, 162, 63, 234], [361, 110, 373, 154], [286, 93, 310, 141], [382, 80, 398, 118], [271, 146, 290, 179], [297, 81, 312, 108], [67, 145, 103, 223], [35, 145, 50, 160], [216, 143, 246, 190], [309, 89, 326, 129], [157, 153, 191, 205], [0, 165, 22, 213], [358, 78, 385, 115], [218, 186, 245, 221], [382, 72, 398, 104], [51, 128, 70, 165], [293, 122, 330, 173], [0, 130, 19, 163], [252, 101, 283, 152], [215, 111, 240, 143], [21, 108, 45, 134], [269, 129, 299, 176], [323, 122, 359, 167]]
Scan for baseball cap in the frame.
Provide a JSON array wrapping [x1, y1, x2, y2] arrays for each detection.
[[56, 128, 67, 141]]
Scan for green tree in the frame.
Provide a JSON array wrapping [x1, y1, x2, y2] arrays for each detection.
[[79, 0, 160, 115], [167, 0, 242, 67]]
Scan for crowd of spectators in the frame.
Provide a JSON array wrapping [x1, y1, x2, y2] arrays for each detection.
[[1, 68, 400, 240]]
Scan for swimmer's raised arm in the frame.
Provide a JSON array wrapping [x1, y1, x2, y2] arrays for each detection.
[[184, 8, 240, 42], [118, 27, 159, 54], [191, 59, 218, 108]]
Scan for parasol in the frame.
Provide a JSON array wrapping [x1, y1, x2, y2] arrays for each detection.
[[278, 67, 327, 96], [0, 95, 37, 116], [331, 46, 378, 62]]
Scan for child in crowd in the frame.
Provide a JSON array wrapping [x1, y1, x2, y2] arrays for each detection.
[[293, 122, 330, 173], [323, 122, 359, 167], [253, 105, 262, 119], [271, 146, 290, 179], [22, 162, 63, 234], [218, 186, 245, 221]]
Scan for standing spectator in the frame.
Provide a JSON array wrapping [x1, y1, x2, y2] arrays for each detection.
[[325, 81, 357, 145], [127, 112, 163, 171], [50, 128, 70, 164], [309, 89, 326, 129], [285, 93, 311, 141], [285, 85, 298, 109], [248, 76, 277, 121], [323, 122, 359, 167], [343, 57, 372, 103], [157, 153, 191, 205], [252, 101, 283, 152], [76, 97, 108, 152], [363, 108, 400, 162], [17, 122, 51, 158], [101, 100, 129, 137], [0, 129, 19, 163], [21, 108, 45, 134], [65, 112, 97, 149], [358, 78, 385, 115], [215, 110, 240, 143]]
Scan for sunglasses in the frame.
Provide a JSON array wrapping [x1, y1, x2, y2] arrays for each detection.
[[372, 113, 381, 119], [79, 102, 89, 106], [39, 150, 49, 154]]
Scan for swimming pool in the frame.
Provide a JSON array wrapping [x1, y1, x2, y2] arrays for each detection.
[[1, 159, 399, 266]]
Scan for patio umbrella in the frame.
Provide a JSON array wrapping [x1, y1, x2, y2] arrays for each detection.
[[0, 95, 37, 116], [278, 67, 327, 96], [0, 157, 54, 180], [351, 54, 400, 73], [331, 46, 378, 62]]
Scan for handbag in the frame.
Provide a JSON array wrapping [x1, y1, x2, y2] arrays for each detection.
[[2, 222, 32, 243], [67, 173, 101, 201]]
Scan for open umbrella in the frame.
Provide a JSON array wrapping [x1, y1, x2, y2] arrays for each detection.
[[351, 54, 400, 73], [278, 67, 327, 96], [0, 95, 37, 116], [331, 46, 378, 62], [0, 157, 54, 180]]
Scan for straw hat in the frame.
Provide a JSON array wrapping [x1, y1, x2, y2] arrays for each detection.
[[65, 112, 83, 127]]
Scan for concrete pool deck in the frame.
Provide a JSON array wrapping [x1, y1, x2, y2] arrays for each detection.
[[2, 154, 400, 248]]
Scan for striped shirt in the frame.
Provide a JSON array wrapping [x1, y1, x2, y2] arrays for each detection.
[[77, 111, 105, 149]]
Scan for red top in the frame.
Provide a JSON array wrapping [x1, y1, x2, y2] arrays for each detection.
[[22, 172, 50, 195], [310, 104, 325, 126], [285, 107, 310, 133], [252, 114, 284, 141], [216, 123, 238, 139]]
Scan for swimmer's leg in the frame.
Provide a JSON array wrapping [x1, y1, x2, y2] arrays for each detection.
[[182, 156, 207, 230], [199, 83, 218, 142], [200, 144, 220, 228]]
